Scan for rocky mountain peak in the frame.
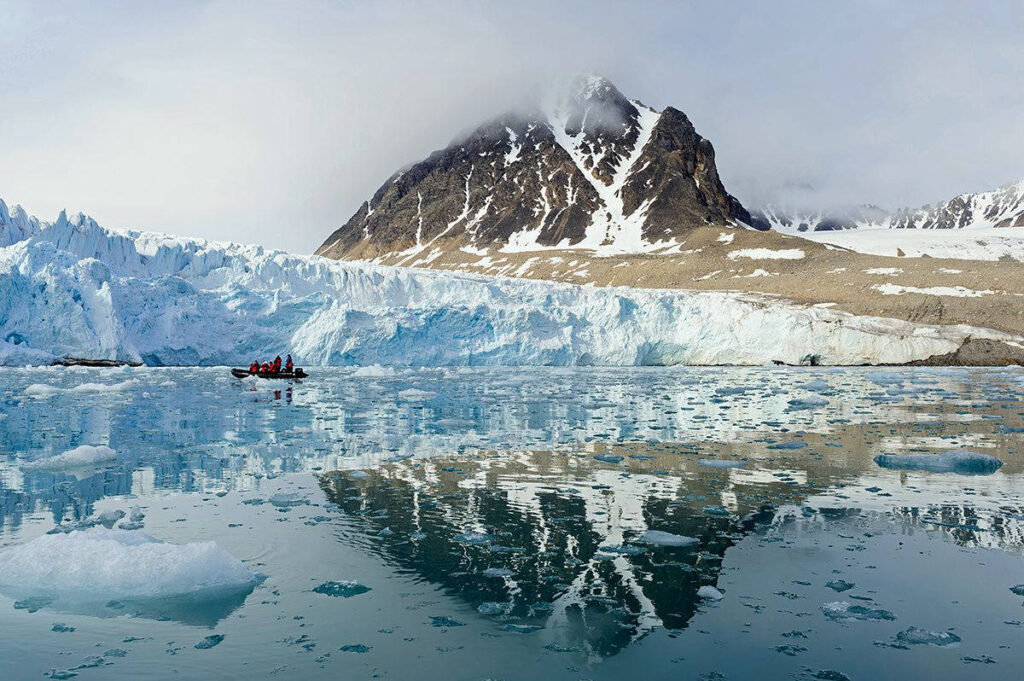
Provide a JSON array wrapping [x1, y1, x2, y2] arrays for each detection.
[[316, 78, 752, 262]]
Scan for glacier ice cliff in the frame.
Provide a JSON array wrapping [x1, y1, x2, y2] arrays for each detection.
[[0, 198, 1018, 367]]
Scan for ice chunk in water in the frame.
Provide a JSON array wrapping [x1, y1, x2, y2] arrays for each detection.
[[312, 581, 371, 598], [593, 454, 624, 464], [351, 365, 396, 378], [873, 450, 1003, 475], [800, 380, 831, 392], [640, 530, 699, 547], [825, 580, 855, 593], [895, 627, 961, 647], [482, 567, 514, 578], [697, 586, 724, 600], [195, 634, 225, 649], [95, 509, 126, 529], [0, 529, 258, 599], [698, 459, 745, 468], [477, 602, 510, 615], [22, 445, 117, 470], [430, 616, 465, 627], [822, 601, 896, 622], [787, 396, 828, 410], [269, 491, 309, 507], [398, 389, 436, 401], [454, 532, 493, 545]]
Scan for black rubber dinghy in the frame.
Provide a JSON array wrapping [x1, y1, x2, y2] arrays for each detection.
[[231, 368, 307, 379]]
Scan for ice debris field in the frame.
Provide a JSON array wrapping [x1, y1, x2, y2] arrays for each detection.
[[0, 365, 1022, 680]]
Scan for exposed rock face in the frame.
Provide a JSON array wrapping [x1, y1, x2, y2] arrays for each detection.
[[316, 76, 751, 260]]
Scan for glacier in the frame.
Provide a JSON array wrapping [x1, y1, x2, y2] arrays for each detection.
[[1, 198, 1019, 367]]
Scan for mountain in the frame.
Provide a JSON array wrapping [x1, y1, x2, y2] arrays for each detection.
[[751, 179, 1024, 234], [886, 179, 1024, 230], [4, 197, 1016, 367], [315, 76, 752, 261], [749, 204, 888, 233]]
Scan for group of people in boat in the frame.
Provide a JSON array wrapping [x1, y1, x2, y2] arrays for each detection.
[[249, 354, 294, 375]]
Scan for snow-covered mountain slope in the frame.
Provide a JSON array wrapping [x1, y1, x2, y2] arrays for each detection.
[[886, 179, 1024, 230], [315, 76, 752, 262], [747, 180, 1024, 260], [2, 198, 1021, 367], [753, 180, 1024, 235], [749, 204, 888, 233]]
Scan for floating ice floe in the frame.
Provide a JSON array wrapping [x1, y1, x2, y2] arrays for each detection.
[[24, 380, 139, 399], [268, 491, 310, 507], [698, 458, 746, 468], [593, 454, 624, 464], [21, 445, 117, 470], [822, 601, 896, 622], [398, 389, 437, 401], [454, 532, 493, 545], [312, 581, 371, 598], [800, 379, 831, 392], [697, 585, 724, 600], [895, 627, 961, 647], [351, 365, 397, 378], [640, 530, 699, 547], [787, 396, 828, 410], [873, 450, 1003, 475], [0, 528, 258, 600]]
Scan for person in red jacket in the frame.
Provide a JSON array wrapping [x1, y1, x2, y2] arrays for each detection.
[[273, 355, 282, 372], [249, 360, 259, 374], [260, 361, 270, 374]]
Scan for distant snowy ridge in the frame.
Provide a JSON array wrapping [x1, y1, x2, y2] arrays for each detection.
[[755, 180, 1024, 235], [1, 198, 1019, 367]]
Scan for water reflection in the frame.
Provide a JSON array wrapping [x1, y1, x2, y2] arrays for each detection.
[[318, 436, 1024, 659], [0, 366, 1022, 660]]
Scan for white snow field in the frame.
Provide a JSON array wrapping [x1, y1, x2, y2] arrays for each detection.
[[0, 528, 258, 599], [0, 198, 1019, 367], [800, 225, 1024, 261]]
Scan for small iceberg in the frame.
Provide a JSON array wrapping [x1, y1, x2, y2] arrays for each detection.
[[268, 491, 309, 507], [312, 581, 371, 598], [22, 445, 117, 470], [0, 528, 259, 626], [640, 530, 699, 547], [697, 585, 724, 600], [351, 365, 396, 378], [822, 601, 896, 622], [787, 396, 828, 410], [873, 450, 1003, 475], [195, 634, 225, 650], [800, 380, 831, 393], [454, 532, 493, 545], [895, 627, 961, 647]]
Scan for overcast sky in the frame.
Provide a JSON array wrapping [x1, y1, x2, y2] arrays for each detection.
[[2, 0, 1022, 252]]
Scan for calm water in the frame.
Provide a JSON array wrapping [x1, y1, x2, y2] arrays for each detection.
[[1, 365, 1022, 680]]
